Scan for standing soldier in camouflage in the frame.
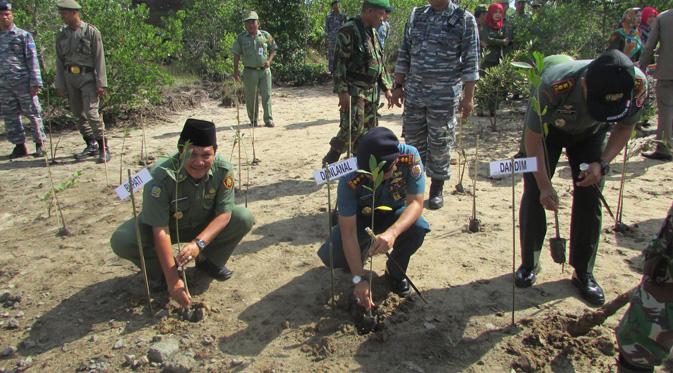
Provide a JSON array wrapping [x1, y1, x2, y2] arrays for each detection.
[[0, 1, 46, 159], [392, 0, 480, 210], [322, 0, 393, 166], [55, 0, 109, 163], [615, 203, 673, 373], [232, 11, 277, 128], [325, 0, 347, 74]]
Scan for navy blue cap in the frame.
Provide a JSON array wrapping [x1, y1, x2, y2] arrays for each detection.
[[357, 127, 399, 172]]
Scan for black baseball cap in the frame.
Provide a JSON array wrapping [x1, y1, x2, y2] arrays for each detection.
[[0, 1, 12, 11], [356, 127, 399, 172], [585, 50, 636, 122], [178, 118, 217, 150]]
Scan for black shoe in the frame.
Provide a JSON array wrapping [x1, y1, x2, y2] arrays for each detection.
[[264, 121, 275, 128], [34, 143, 46, 158], [572, 271, 605, 306], [515, 265, 540, 288], [196, 259, 233, 281], [322, 148, 341, 166], [428, 179, 444, 210], [75, 141, 98, 160], [9, 144, 28, 159], [642, 150, 673, 161], [388, 276, 411, 297]]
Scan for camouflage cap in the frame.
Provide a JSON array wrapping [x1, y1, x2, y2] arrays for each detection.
[[56, 0, 81, 10], [243, 10, 259, 22], [363, 0, 392, 12], [0, 1, 12, 11]]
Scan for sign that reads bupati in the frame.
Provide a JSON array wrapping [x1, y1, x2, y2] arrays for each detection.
[[115, 168, 153, 200], [313, 157, 358, 185]]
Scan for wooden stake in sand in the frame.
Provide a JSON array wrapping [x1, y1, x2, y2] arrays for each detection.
[[251, 84, 260, 164], [468, 134, 481, 233], [455, 117, 467, 193], [128, 169, 153, 313], [139, 112, 149, 166], [614, 142, 629, 232], [511, 157, 516, 325], [100, 115, 110, 186], [347, 98, 352, 158], [43, 153, 72, 236], [325, 164, 335, 308]]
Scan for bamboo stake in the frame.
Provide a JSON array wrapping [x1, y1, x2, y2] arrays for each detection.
[[128, 169, 153, 313]]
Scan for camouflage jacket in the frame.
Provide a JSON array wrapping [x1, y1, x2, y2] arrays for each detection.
[[644, 203, 673, 284], [0, 25, 42, 88], [395, 3, 480, 107], [333, 15, 391, 101]]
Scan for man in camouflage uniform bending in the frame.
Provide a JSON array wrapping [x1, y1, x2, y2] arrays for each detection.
[[615, 203, 673, 373], [392, 0, 480, 209], [322, 0, 393, 166], [0, 1, 46, 159]]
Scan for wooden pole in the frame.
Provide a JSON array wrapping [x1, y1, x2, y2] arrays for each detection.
[[128, 169, 153, 313]]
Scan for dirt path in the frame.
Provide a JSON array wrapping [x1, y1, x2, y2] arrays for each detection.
[[0, 84, 672, 372]]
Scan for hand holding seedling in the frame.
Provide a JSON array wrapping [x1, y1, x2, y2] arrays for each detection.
[[576, 162, 602, 187], [176, 242, 199, 267], [368, 229, 395, 257], [168, 277, 192, 308], [353, 281, 374, 310]]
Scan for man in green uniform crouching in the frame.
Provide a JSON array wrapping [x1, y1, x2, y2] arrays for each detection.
[[110, 119, 254, 308]]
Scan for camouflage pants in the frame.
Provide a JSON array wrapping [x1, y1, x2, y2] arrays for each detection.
[[616, 284, 673, 371], [329, 96, 377, 155], [402, 104, 457, 180], [0, 85, 46, 145]]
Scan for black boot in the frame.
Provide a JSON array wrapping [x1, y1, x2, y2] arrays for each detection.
[[571, 271, 605, 306], [322, 148, 341, 166], [428, 179, 444, 210], [75, 138, 98, 160], [95, 138, 111, 163], [9, 144, 28, 159]]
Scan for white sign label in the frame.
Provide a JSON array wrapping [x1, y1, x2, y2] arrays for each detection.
[[489, 157, 538, 177], [313, 157, 358, 185], [115, 168, 153, 200]]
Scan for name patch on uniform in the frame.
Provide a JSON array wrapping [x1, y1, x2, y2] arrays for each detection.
[[151, 186, 161, 198], [114, 168, 152, 200], [223, 175, 234, 190], [551, 78, 574, 94]]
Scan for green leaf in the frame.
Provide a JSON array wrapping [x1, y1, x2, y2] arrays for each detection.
[[160, 167, 177, 182], [511, 61, 533, 69], [356, 169, 372, 175], [541, 106, 548, 116], [375, 206, 392, 211], [543, 122, 550, 137], [362, 185, 373, 192], [368, 155, 378, 177]]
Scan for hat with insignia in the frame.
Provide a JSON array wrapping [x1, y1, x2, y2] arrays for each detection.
[[0, 2, 12, 11], [178, 119, 217, 150], [585, 49, 636, 122], [56, 0, 81, 10], [243, 10, 259, 22], [363, 0, 392, 12], [356, 127, 399, 172]]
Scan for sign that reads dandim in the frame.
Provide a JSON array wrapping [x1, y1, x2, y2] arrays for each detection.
[[489, 157, 538, 177], [314, 157, 358, 185]]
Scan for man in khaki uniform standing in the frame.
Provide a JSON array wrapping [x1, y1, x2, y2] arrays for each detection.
[[641, 9, 673, 161], [231, 11, 277, 128], [55, 0, 109, 163]]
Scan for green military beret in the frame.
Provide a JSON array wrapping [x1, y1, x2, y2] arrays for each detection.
[[243, 10, 259, 22], [56, 0, 81, 10], [363, 0, 392, 12]]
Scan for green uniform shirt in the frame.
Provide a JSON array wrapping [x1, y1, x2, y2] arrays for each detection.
[[54, 22, 107, 90], [525, 56, 648, 135], [231, 30, 277, 69], [140, 153, 235, 230]]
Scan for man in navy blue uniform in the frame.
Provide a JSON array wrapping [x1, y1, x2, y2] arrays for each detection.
[[318, 127, 429, 308]]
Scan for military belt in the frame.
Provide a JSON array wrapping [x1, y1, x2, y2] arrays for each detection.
[[65, 65, 94, 74], [244, 66, 265, 71]]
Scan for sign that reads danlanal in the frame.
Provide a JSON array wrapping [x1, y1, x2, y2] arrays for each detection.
[[115, 168, 153, 200], [489, 157, 538, 177], [314, 157, 358, 185]]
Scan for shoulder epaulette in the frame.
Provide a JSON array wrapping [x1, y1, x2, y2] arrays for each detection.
[[397, 154, 415, 165], [347, 173, 368, 190]]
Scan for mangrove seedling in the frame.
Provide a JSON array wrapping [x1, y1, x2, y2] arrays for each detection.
[[127, 169, 153, 313], [41, 158, 77, 236], [468, 134, 481, 233], [118, 125, 131, 185]]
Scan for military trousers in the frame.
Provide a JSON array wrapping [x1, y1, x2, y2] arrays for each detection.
[[64, 71, 104, 141], [327, 39, 337, 74], [655, 80, 673, 151], [317, 206, 429, 281], [519, 124, 608, 273], [402, 104, 457, 180], [242, 67, 273, 125], [0, 85, 46, 145], [110, 206, 254, 281], [616, 284, 673, 371], [329, 94, 378, 155]]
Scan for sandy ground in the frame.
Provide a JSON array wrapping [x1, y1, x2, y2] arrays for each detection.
[[0, 84, 672, 373]]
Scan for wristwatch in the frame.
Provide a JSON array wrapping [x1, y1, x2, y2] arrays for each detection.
[[352, 275, 365, 285], [195, 238, 207, 252], [599, 160, 610, 175]]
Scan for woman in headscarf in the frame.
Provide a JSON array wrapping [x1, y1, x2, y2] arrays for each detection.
[[608, 7, 643, 62], [639, 7, 659, 45], [479, 3, 510, 70]]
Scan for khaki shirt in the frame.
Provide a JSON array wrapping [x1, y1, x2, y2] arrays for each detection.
[[525, 57, 648, 135], [55, 21, 107, 90], [231, 30, 277, 69], [140, 154, 235, 230], [640, 9, 673, 80]]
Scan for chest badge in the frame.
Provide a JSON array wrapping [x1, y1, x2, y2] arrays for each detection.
[[173, 211, 184, 220]]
